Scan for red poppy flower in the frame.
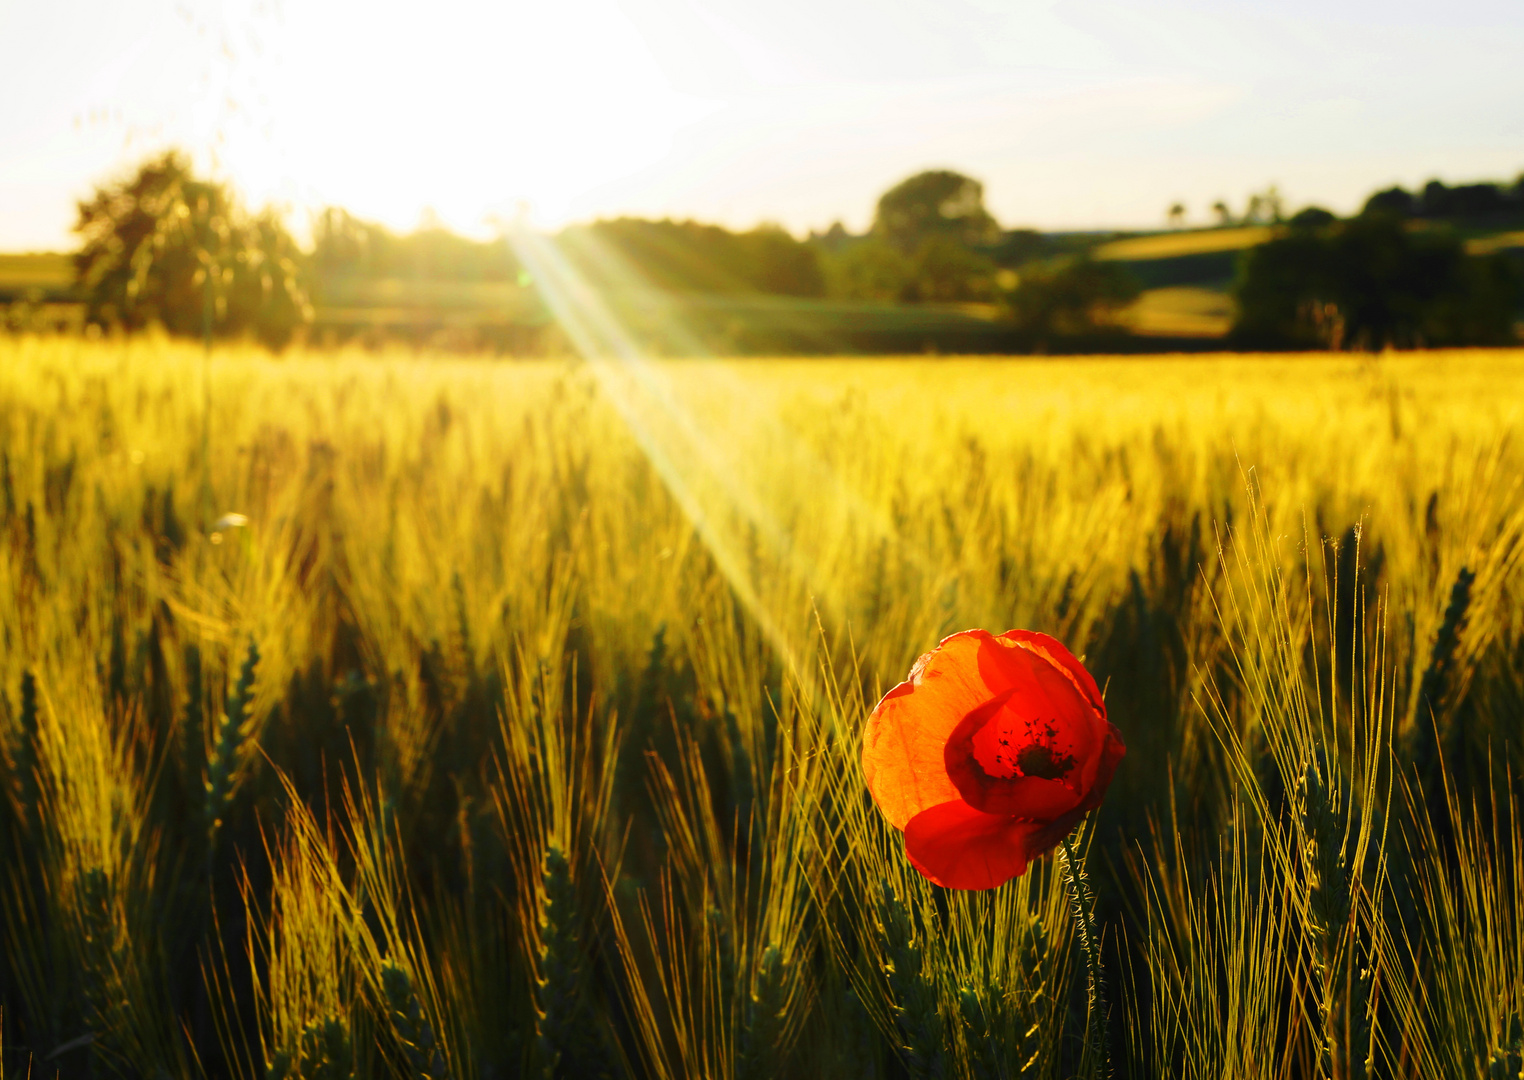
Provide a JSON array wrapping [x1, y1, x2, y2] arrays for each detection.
[[862, 629, 1125, 890]]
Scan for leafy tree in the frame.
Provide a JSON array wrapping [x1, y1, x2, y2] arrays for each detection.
[[1232, 213, 1519, 349], [822, 231, 998, 304], [1241, 186, 1285, 225], [736, 224, 827, 298], [73, 150, 310, 349], [872, 170, 999, 255], [809, 221, 854, 252], [1167, 203, 1187, 228], [989, 229, 1054, 267], [821, 239, 913, 302], [1003, 257, 1141, 338], [904, 236, 997, 303], [561, 218, 825, 298]]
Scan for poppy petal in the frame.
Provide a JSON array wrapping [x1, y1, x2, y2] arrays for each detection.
[[1077, 722, 1127, 815], [989, 630, 1106, 720], [902, 800, 1046, 890], [977, 631, 1109, 792], [863, 630, 1004, 829], [1019, 722, 1128, 859], [908, 726, 1128, 891]]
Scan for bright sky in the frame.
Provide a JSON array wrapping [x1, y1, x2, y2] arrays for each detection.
[[2, 0, 1522, 250]]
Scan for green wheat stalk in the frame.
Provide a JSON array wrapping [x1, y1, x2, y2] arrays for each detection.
[[206, 638, 259, 865], [533, 845, 587, 1080], [12, 671, 38, 835], [381, 960, 450, 1080], [1407, 565, 1474, 781], [1060, 835, 1111, 1079], [876, 880, 946, 1080]]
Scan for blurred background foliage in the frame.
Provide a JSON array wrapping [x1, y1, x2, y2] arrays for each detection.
[[1, 155, 1521, 353], [1231, 212, 1520, 349]]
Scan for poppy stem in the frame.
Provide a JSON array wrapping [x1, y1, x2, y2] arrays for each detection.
[[1059, 834, 1110, 1079]]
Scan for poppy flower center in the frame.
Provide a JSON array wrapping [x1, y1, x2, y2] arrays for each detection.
[[943, 691, 1086, 817], [971, 713, 1078, 782]]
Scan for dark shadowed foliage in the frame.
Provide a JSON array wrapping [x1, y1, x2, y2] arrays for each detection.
[[1362, 186, 1417, 217], [1003, 256, 1142, 340], [1288, 206, 1337, 229], [1363, 177, 1524, 222], [1231, 214, 1520, 350]]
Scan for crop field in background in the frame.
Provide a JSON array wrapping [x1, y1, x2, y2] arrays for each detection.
[[1, 336, 1523, 1079]]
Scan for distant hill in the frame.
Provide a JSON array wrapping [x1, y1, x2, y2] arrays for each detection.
[[0, 253, 74, 298], [0, 253, 82, 333]]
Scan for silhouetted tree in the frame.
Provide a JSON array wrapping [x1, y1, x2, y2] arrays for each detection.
[[1363, 178, 1524, 220], [73, 150, 310, 349], [1420, 180, 1516, 218], [1232, 213, 1519, 349], [1288, 206, 1337, 229], [872, 170, 999, 255], [1211, 201, 1233, 226], [1167, 203, 1187, 228], [1363, 186, 1416, 217]]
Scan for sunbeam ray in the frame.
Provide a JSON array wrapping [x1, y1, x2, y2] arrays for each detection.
[[507, 225, 939, 676], [508, 225, 809, 670]]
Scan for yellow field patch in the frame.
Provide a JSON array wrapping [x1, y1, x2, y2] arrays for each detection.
[[2, 336, 1524, 1074], [1465, 230, 1524, 255], [0, 252, 73, 290], [1093, 226, 1274, 262], [1121, 286, 1234, 338]]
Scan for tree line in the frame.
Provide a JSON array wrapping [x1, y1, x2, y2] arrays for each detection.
[[67, 157, 1145, 350], [1363, 176, 1524, 220], [63, 151, 1523, 352], [1232, 204, 1521, 350]]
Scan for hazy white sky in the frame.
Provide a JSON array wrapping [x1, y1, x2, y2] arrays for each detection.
[[2, 0, 1522, 249]]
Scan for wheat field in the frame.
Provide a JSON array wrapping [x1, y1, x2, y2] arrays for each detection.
[[1, 334, 1522, 1079]]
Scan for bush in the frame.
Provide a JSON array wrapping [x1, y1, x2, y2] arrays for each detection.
[[1003, 257, 1141, 338], [822, 239, 914, 302]]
